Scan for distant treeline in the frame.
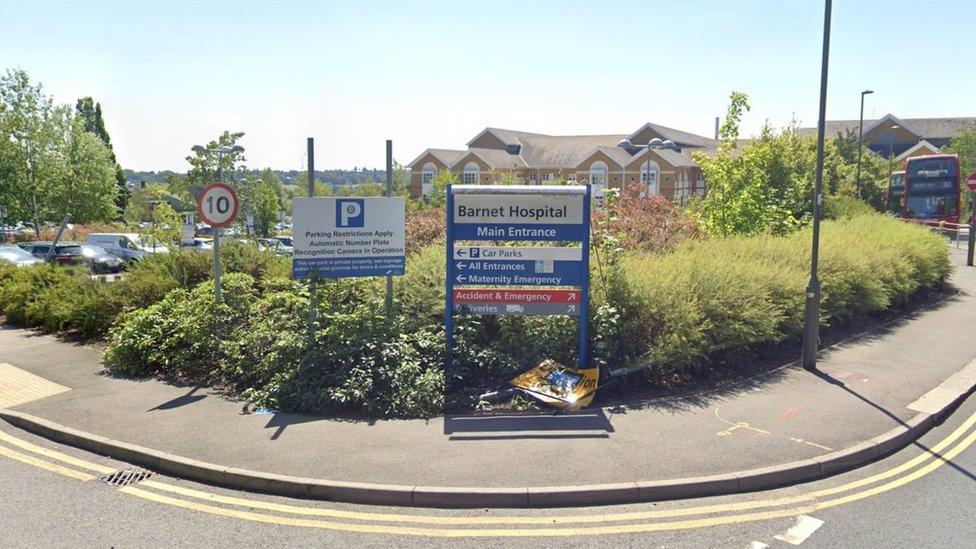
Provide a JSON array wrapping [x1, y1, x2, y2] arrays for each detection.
[[124, 168, 390, 187]]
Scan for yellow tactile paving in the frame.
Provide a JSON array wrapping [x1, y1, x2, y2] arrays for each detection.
[[0, 362, 70, 408]]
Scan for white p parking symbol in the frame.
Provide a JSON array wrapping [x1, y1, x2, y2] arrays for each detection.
[[336, 199, 365, 228]]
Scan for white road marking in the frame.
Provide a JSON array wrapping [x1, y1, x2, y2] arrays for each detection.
[[774, 515, 824, 545], [749, 541, 770, 548]]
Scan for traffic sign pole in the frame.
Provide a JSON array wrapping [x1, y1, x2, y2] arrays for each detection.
[[444, 184, 455, 384], [578, 185, 591, 367], [967, 172, 976, 267]]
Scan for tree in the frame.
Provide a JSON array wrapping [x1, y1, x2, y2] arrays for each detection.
[[76, 97, 129, 216], [945, 127, 976, 182], [185, 131, 247, 187], [694, 91, 880, 236], [0, 69, 72, 232], [54, 118, 118, 223], [250, 169, 285, 237], [125, 185, 181, 247]]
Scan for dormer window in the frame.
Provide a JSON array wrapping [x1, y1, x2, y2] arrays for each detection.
[[505, 144, 521, 155]]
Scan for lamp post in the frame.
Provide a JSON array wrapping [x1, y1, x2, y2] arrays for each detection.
[[190, 144, 245, 304], [855, 90, 874, 200], [801, 0, 833, 372], [616, 137, 678, 197]]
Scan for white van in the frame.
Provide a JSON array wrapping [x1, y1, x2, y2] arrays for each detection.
[[87, 233, 169, 262]]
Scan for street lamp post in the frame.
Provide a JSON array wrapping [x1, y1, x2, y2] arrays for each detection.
[[855, 90, 874, 200], [801, 0, 833, 372], [190, 144, 245, 304], [616, 137, 678, 197]]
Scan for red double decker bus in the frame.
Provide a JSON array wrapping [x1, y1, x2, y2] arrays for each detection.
[[902, 154, 961, 225], [884, 171, 905, 215]]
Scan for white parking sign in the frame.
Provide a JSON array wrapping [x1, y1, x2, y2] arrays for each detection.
[[292, 197, 406, 279]]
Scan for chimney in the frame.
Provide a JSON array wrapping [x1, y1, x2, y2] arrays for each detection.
[[714, 117, 720, 140]]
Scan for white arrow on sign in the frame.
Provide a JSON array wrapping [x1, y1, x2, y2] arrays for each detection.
[[456, 275, 465, 284], [568, 305, 575, 313], [456, 262, 467, 270]]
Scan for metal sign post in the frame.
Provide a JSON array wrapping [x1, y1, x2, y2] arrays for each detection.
[[967, 174, 976, 266], [444, 184, 591, 382], [197, 182, 239, 304], [385, 140, 394, 320]]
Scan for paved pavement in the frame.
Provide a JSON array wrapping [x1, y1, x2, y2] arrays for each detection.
[[0, 248, 975, 488], [2, 388, 975, 547]]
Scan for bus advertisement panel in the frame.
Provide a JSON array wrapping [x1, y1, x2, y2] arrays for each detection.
[[903, 155, 961, 224]]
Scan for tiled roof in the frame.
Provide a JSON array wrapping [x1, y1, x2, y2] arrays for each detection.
[[517, 134, 628, 168], [465, 147, 528, 169], [798, 115, 976, 139], [407, 148, 467, 168], [630, 122, 717, 148]]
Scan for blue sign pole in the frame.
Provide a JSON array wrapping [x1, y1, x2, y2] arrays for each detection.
[[444, 184, 455, 382], [578, 186, 591, 369]]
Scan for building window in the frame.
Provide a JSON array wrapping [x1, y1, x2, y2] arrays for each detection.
[[641, 160, 660, 196], [421, 162, 436, 194], [463, 162, 479, 185], [542, 172, 551, 181], [697, 171, 705, 195]]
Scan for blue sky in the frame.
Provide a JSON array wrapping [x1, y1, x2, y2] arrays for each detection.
[[3, 1, 973, 171]]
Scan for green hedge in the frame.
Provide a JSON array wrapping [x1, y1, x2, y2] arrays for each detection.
[[1, 213, 952, 418], [615, 213, 951, 374]]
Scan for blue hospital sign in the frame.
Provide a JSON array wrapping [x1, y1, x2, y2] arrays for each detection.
[[292, 197, 405, 279], [445, 184, 591, 373]]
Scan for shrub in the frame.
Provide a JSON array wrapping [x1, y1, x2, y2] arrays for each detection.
[[824, 196, 877, 220], [0, 265, 77, 327], [405, 207, 446, 255], [615, 213, 949, 375], [103, 273, 259, 378], [592, 184, 701, 254]]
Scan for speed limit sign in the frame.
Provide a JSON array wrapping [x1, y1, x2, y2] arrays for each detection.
[[197, 182, 238, 228]]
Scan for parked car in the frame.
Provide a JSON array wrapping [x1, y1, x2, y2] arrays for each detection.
[[79, 244, 125, 274], [18, 242, 124, 273], [258, 237, 293, 256], [182, 238, 213, 251], [87, 233, 168, 262], [20, 242, 88, 266], [0, 244, 43, 267]]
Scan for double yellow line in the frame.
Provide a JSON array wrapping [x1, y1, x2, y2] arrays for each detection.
[[1, 410, 975, 538]]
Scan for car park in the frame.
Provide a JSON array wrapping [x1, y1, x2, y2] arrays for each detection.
[[17, 242, 124, 273], [87, 233, 168, 261], [0, 244, 43, 267]]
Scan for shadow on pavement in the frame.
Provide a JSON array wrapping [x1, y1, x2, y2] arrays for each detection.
[[147, 385, 207, 412], [443, 408, 614, 440], [263, 412, 336, 440]]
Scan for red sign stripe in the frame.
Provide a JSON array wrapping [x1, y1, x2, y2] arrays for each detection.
[[452, 289, 579, 304]]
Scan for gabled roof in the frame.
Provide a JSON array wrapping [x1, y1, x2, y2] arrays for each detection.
[[576, 145, 634, 167], [862, 114, 922, 138], [517, 134, 628, 168], [894, 139, 942, 162], [628, 122, 717, 148], [799, 115, 976, 140], [465, 127, 548, 147], [455, 148, 528, 169], [407, 148, 467, 168]]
